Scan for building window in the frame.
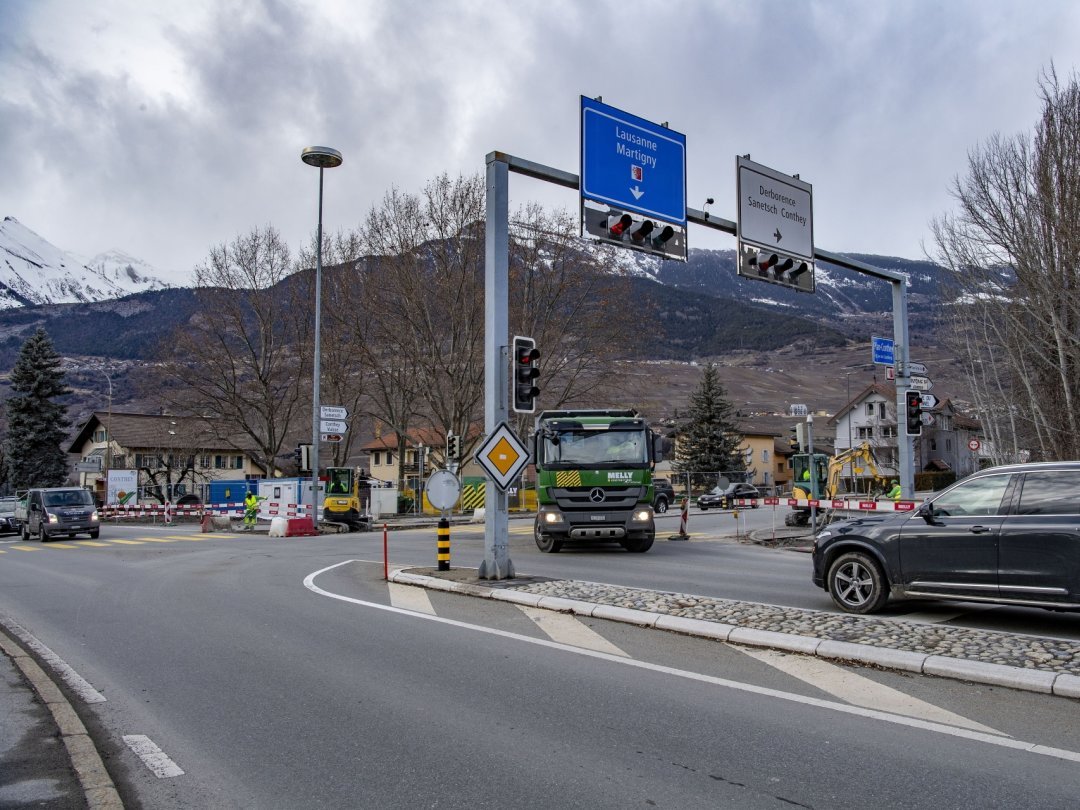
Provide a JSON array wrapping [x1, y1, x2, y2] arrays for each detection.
[[881, 426, 897, 438], [94, 428, 107, 442], [231, 455, 244, 469], [214, 455, 226, 469], [200, 455, 211, 468], [857, 426, 874, 439], [930, 439, 937, 451], [946, 439, 952, 451], [373, 451, 381, 466], [879, 402, 886, 419], [387, 453, 394, 466], [866, 403, 874, 416], [761, 449, 769, 463]]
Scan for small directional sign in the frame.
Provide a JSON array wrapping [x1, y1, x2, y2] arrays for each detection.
[[320, 406, 349, 420], [920, 412, 936, 426], [319, 419, 348, 433], [918, 393, 939, 410], [475, 422, 530, 491], [902, 362, 928, 376], [909, 376, 934, 392], [320, 433, 344, 443], [871, 336, 895, 366]]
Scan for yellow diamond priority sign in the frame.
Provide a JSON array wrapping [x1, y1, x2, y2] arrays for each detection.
[[475, 422, 530, 491]]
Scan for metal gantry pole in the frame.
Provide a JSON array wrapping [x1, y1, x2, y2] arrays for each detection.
[[479, 152, 513, 580], [891, 278, 915, 498]]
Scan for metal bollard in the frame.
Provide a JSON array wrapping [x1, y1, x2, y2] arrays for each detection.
[[437, 517, 450, 571]]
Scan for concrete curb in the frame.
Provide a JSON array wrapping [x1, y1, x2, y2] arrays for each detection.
[[0, 627, 124, 809], [389, 569, 1080, 700]]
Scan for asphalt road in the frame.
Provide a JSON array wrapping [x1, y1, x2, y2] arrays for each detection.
[[2, 521, 1080, 808]]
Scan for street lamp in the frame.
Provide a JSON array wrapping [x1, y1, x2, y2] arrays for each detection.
[[100, 369, 112, 501], [301, 146, 343, 517]]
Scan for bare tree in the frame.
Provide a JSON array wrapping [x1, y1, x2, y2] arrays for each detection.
[[931, 66, 1080, 461], [155, 226, 311, 467]]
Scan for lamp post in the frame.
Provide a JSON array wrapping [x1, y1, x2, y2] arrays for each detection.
[[101, 370, 112, 501], [300, 146, 343, 517]]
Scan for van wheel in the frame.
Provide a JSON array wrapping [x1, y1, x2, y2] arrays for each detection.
[[88, 529, 100, 539], [828, 551, 889, 614]]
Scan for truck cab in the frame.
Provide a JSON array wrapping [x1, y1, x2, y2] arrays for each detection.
[[532, 409, 659, 553]]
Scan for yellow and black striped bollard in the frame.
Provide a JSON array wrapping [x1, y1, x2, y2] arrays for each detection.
[[437, 517, 450, 571]]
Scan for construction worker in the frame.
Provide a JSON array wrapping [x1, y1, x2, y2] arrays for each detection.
[[243, 489, 265, 531], [886, 479, 902, 501]]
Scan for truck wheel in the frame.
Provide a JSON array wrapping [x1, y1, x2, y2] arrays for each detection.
[[828, 551, 889, 614], [620, 535, 654, 553], [534, 524, 562, 553], [654, 497, 668, 514], [20, 524, 28, 542]]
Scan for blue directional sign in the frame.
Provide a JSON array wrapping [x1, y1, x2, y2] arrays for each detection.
[[580, 97, 686, 226], [872, 336, 895, 366]]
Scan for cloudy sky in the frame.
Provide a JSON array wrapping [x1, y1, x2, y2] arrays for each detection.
[[2, 0, 1079, 282]]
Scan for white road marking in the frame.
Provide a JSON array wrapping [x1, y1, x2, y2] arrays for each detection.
[[517, 605, 629, 657], [303, 560, 1080, 765], [123, 734, 185, 778], [387, 582, 436, 614], [735, 646, 1002, 734], [0, 618, 106, 703]]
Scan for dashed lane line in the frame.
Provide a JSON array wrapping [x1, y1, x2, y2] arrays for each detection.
[[517, 605, 629, 657], [736, 646, 1003, 735], [387, 582, 436, 614], [122, 734, 185, 778]]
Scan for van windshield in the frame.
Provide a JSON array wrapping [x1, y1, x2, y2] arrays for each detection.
[[43, 490, 95, 507]]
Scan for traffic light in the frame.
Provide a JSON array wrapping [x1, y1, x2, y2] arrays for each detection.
[[512, 335, 540, 414], [583, 203, 687, 261], [788, 424, 806, 452], [737, 243, 816, 293], [446, 434, 461, 460], [292, 446, 303, 466], [905, 390, 923, 436]]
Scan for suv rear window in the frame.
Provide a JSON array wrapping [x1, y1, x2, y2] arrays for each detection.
[[1016, 470, 1080, 516]]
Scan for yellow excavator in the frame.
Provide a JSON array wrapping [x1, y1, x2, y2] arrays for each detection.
[[785, 442, 888, 527], [322, 467, 372, 531]]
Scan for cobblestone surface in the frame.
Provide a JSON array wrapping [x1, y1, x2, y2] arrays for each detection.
[[507, 579, 1080, 675]]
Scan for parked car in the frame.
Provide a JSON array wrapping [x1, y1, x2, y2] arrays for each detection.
[[652, 477, 675, 513], [698, 482, 760, 510], [0, 497, 17, 535], [23, 487, 100, 541], [812, 461, 1080, 614]]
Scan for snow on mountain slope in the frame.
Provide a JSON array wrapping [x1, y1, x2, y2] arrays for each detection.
[[0, 217, 180, 309]]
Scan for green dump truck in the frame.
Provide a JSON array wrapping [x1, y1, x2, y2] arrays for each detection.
[[532, 409, 661, 553]]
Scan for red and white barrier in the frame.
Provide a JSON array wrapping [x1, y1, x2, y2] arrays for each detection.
[[99, 502, 313, 519], [736, 497, 918, 513]]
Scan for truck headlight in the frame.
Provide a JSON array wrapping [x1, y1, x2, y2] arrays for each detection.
[[543, 510, 561, 524], [632, 509, 652, 522]]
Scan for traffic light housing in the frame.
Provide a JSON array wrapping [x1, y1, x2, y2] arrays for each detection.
[[512, 336, 540, 414], [446, 434, 461, 460], [788, 423, 806, 452], [737, 242, 815, 294], [905, 390, 923, 436], [583, 202, 687, 261]]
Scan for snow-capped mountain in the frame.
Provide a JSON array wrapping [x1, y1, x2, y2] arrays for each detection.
[[0, 217, 179, 309]]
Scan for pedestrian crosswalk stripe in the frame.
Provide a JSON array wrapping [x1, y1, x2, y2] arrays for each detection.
[[107, 539, 146, 545], [75, 541, 109, 547], [166, 536, 209, 542], [517, 605, 629, 657], [388, 583, 436, 614], [735, 646, 1003, 735], [46, 543, 79, 549], [135, 537, 178, 543], [11, 545, 43, 551]]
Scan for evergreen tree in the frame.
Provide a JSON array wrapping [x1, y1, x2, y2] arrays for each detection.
[[4, 329, 71, 488], [674, 363, 745, 484]]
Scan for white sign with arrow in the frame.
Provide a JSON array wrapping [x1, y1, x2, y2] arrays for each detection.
[[918, 393, 939, 410], [736, 156, 814, 260], [909, 376, 933, 392]]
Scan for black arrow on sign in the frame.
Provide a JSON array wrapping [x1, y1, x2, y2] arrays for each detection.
[[774, 228, 783, 243]]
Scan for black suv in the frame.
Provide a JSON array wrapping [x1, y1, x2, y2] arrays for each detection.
[[812, 462, 1080, 614], [652, 477, 675, 513], [698, 482, 760, 510]]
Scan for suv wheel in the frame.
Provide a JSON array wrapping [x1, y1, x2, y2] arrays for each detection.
[[828, 551, 889, 614], [654, 497, 668, 514]]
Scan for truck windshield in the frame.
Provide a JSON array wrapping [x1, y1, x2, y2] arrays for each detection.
[[43, 490, 94, 507], [542, 428, 648, 468]]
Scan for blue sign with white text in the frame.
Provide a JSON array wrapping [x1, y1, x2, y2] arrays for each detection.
[[872, 336, 895, 365], [580, 97, 686, 226]]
